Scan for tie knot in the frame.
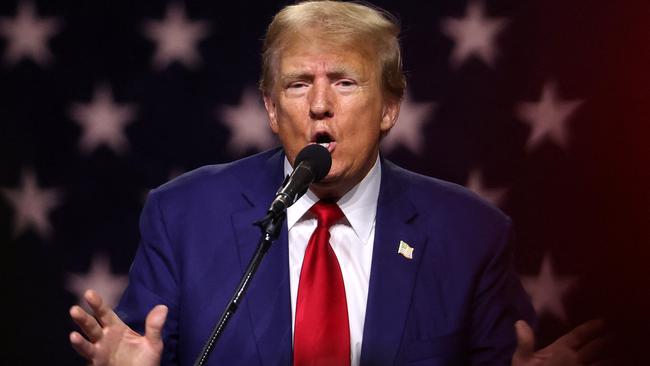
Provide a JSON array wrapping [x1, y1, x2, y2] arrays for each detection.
[[310, 201, 344, 228]]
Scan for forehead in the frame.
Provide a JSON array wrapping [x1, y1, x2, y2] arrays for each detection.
[[274, 35, 379, 78]]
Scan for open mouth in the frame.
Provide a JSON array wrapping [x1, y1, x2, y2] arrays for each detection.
[[316, 133, 332, 146], [311, 131, 337, 153]]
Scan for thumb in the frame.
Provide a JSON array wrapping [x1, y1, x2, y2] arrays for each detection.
[[513, 320, 536, 362], [144, 304, 168, 345]]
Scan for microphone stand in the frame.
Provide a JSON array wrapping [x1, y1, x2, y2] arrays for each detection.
[[192, 211, 285, 366]]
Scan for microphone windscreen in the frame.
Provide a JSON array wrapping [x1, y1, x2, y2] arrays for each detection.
[[295, 144, 332, 182]]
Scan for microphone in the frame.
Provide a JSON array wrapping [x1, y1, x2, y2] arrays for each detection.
[[267, 144, 331, 218], [193, 145, 330, 366]]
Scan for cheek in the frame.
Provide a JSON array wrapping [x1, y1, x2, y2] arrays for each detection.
[[277, 102, 307, 134], [336, 130, 377, 163], [344, 122, 381, 147]]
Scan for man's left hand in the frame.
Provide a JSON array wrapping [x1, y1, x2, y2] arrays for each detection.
[[511, 319, 613, 366]]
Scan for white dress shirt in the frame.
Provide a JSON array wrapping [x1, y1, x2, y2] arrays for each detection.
[[285, 155, 381, 366]]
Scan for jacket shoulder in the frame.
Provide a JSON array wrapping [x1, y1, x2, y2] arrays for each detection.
[[149, 148, 281, 202], [384, 160, 511, 232]]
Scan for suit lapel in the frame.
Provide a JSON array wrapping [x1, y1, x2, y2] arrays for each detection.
[[228, 152, 427, 365], [230, 150, 293, 366], [360, 160, 427, 365]]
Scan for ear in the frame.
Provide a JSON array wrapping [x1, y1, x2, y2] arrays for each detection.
[[379, 97, 401, 134], [263, 93, 280, 134]]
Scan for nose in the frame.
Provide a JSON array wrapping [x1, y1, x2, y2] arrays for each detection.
[[309, 80, 334, 120]]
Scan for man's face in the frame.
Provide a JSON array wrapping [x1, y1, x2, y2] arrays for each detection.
[[263, 37, 399, 198]]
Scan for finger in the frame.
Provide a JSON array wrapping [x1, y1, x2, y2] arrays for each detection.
[[562, 319, 606, 350], [578, 336, 615, 364], [144, 305, 168, 346], [84, 289, 124, 327], [69, 331, 95, 360], [69, 305, 103, 342], [513, 320, 536, 360]]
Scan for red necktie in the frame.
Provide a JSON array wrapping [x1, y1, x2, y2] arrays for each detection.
[[294, 201, 351, 366]]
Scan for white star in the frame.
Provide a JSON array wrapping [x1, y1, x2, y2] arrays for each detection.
[[69, 84, 137, 155], [217, 87, 276, 155], [465, 169, 508, 207], [0, 1, 61, 66], [440, 1, 507, 68], [521, 254, 577, 322], [381, 92, 436, 155], [1, 169, 61, 239], [66, 254, 128, 310], [516, 81, 584, 152], [142, 3, 210, 70]]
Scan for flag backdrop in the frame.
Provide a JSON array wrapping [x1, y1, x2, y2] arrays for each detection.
[[2, 0, 648, 364]]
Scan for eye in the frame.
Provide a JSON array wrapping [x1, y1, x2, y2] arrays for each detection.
[[288, 82, 308, 89], [285, 81, 309, 96], [335, 79, 357, 92]]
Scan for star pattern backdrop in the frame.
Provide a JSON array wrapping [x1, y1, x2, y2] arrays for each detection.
[[1, 0, 648, 364]]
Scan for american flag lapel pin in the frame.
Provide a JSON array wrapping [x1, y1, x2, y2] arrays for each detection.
[[397, 240, 414, 260]]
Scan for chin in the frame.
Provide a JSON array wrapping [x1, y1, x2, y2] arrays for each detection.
[[315, 174, 336, 186], [312, 171, 340, 189]]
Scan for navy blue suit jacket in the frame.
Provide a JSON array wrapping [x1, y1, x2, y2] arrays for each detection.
[[116, 148, 535, 365]]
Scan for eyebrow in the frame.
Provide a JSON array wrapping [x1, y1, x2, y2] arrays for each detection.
[[279, 66, 361, 84]]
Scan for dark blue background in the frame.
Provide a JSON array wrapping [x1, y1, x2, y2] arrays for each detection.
[[2, 0, 648, 364]]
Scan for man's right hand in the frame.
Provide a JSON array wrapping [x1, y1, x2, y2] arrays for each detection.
[[69, 289, 167, 366]]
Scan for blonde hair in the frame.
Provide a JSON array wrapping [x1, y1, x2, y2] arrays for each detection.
[[259, 1, 406, 100]]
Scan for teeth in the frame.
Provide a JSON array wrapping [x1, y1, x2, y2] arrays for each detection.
[[318, 142, 330, 148]]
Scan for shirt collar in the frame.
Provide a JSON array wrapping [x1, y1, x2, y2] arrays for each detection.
[[285, 154, 381, 244]]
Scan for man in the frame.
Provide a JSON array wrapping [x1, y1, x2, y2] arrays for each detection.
[[69, 1, 606, 365]]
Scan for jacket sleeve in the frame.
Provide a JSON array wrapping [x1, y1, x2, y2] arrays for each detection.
[[469, 219, 537, 365], [115, 187, 181, 366]]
